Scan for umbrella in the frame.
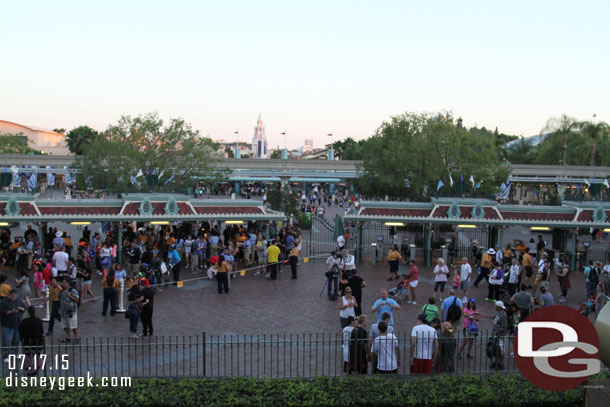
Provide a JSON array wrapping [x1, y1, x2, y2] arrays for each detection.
[[332, 214, 345, 242]]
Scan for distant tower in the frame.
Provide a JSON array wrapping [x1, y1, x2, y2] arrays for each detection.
[[252, 114, 268, 159]]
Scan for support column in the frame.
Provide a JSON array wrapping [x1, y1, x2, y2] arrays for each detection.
[[233, 181, 241, 197], [330, 183, 335, 195], [281, 149, 288, 160], [37, 222, 46, 251], [235, 146, 241, 159], [497, 228, 504, 250], [349, 183, 354, 194], [425, 226, 432, 267], [305, 183, 311, 196], [263, 223, 270, 240], [355, 223, 363, 264], [117, 224, 123, 265], [570, 231, 577, 271]]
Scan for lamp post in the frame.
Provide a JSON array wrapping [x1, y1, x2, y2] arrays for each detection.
[[234, 130, 240, 159], [281, 132, 287, 160], [327, 133, 334, 160]]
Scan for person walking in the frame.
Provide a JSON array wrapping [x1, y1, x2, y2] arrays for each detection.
[[339, 287, 357, 328], [459, 257, 472, 303], [347, 269, 366, 316], [557, 266, 571, 303], [58, 278, 79, 343], [371, 290, 400, 327], [102, 268, 119, 316], [456, 298, 479, 360], [507, 258, 521, 296], [45, 277, 62, 336], [433, 258, 450, 300], [487, 262, 504, 302], [386, 244, 404, 281], [473, 248, 494, 287], [167, 244, 182, 285], [140, 279, 155, 336], [266, 241, 281, 280]]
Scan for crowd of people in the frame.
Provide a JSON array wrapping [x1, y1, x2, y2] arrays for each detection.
[[334, 233, 610, 375], [0, 219, 304, 367]]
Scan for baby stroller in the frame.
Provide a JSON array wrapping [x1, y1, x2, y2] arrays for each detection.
[[578, 298, 596, 317], [389, 277, 409, 304]]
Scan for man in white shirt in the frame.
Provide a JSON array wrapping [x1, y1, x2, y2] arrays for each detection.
[[371, 320, 400, 374], [495, 245, 503, 265], [342, 316, 356, 373], [459, 257, 472, 303], [410, 313, 438, 374], [53, 246, 69, 274], [369, 312, 395, 373]]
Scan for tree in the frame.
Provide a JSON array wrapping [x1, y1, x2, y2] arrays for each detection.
[[73, 112, 227, 192], [0, 133, 41, 154], [505, 137, 538, 164], [541, 114, 577, 165], [224, 147, 235, 158], [270, 149, 282, 159], [66, 125, 100, 155], [52, 128, 67, 134], [332, 138, 366, 160], [577, 119, 610, 166], [355, 112, 510, 200]]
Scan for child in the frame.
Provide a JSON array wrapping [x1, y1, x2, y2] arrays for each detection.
[[452, 268, 460, 291], [595, 284, 609, 321]]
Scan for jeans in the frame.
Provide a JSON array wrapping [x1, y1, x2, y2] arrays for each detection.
[[141, 307, 153, 335], [127, 309, 140, 334], [217, 272, 229, 293], [327, 274, 338, 296], [586, 281, 597, 297], [473, 267, 490, 287], [289, 256, 298, 278], [47, 301, 61, 333], [2, 326, 20, 359]]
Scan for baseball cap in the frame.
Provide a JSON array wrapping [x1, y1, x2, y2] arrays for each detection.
[[495, 300, 506, 310], [469, 297, 476, 303]]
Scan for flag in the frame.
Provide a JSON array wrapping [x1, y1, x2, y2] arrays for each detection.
[[130, 175, 139, 185], [47, 172, 55, 187], [158, 169, 165, 179], [164, 174, 175, 185], [460, 173, 464, 183], [604, 179, 610, 189], [584, 179, 591, 186], [27, 169, 37, 191], [474, 181, 481, 190], [404, 178, 411, 188], [436, 179, 444, 192], [449, 174, 454, 187], [575, 183, 581, 191], [469, 175, 475, 186], [148, 168, 155, 176], [500, 182, 511, 199], [3, 166, 6, 173], [136, 169, 143, 178], [13, 172, 21, 187], [10, 165, 18, 174]]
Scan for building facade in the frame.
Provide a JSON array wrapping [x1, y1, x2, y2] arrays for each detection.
[[0, 120, 69, 155]]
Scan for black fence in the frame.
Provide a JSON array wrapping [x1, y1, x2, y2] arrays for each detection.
[[1, 331, 530, 379]]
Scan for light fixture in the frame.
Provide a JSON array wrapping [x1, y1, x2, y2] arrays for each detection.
[[384, 222, 404, 226], [70, 221, 91, 225], [0, 222, 9, 226], [604, 228, 610, 232], [150, 221, 170, 225], [457, 224, 477, 228], [225, 220, 244, 224], [530, 227, 550, 231]]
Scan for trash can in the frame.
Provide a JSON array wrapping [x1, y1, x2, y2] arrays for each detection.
[[409, 244, 416, 262]]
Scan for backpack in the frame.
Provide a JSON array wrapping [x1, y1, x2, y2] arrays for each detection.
[[589, 267, 599, 284], [446, 297, 462, 323], [486, 337, 499, 358]]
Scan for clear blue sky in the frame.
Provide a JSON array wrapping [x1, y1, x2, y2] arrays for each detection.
[[2, 0, 609, 149]]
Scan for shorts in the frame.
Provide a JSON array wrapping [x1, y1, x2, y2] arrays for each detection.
[[61, 313, 78, 330], [434, 281, 446, 292], [525, 266, 533, 277], [191, 255, 199, 268], [463, 327, 478, 337], [460, 280, 469, 291], [411, 358, 433, 374], [535, 275, 542, 286], [84, 280, 92, 286], [409, 280, 419, 288]]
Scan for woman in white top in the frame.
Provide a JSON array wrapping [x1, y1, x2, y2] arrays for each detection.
[[339, 287, 357, 329], [184, 235, 194, 269], [433, 258, 450, 300], [508, 258, 521, 296]]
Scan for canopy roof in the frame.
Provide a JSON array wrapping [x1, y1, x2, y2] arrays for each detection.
[[0, 193, 284, 223], [345, 198, 610, 228]]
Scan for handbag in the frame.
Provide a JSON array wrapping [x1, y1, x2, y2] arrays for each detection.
[[468, 319, 479, 334]]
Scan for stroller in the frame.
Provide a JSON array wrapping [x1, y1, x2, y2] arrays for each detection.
[[578, 296, 596, 317], [389, 276, 409, 304]]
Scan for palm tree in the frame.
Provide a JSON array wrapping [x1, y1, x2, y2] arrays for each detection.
[[578, 119, 610, 166], [541, 114, 576, 165]]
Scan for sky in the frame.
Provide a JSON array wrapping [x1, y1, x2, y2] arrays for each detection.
[[2, 0, 609, 149]]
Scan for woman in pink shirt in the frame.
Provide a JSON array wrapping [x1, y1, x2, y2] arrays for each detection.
[[457, 298, 479, 359], [406, 260, 419, 305]]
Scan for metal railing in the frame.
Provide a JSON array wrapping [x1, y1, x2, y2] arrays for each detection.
[[1, 331, 532, 378]]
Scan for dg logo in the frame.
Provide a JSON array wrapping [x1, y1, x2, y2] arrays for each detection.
[[515, 305, 609, 391]]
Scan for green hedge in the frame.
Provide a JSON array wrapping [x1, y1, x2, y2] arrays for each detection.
[[0, 374, 585, 407]]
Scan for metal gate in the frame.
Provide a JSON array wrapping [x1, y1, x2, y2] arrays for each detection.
[[361, 222, 422, 261]]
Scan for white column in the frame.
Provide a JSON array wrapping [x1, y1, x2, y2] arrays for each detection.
[[116, 280, 126, 313]]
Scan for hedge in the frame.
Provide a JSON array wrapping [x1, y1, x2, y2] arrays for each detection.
[[0, 374, 586, 407]]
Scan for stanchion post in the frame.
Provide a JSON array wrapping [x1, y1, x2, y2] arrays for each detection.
[[42, 295, 51, 322], [116, 279, 126, 313]]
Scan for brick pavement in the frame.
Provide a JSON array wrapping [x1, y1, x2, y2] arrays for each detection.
[[0, 256, 589, 341]]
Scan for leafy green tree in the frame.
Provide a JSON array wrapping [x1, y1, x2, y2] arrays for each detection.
[[270, 149, 282, 159], [356, 112, 510, 200], [73, 112, 227, 192], [577, 119, 610, 166], [332, 138, 366, 160], [52, 128, 67, 134], [224, 147, 235, 158], [66, 125, 100, 155], [505, 137, 538, 164], [540, 114, 577, 165], [0, 133, 41, 154]]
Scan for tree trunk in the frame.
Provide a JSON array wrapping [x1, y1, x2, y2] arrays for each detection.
[[590, 141, 596, 167], [562, 134, 568, 165]]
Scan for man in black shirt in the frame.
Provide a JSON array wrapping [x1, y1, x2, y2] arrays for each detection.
[[18, 305, 44, 375], [126, 242, 141, 276], [347, 269, 366, 316], [350, 314, 370, 374], [140, 279, 155, 336]]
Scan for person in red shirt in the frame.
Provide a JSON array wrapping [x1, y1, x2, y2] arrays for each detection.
[[407, 260, 419, 305]]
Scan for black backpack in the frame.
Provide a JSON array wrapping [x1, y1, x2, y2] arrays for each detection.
[[446, 296, 462, 323], [590, 267, 599, 284]]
